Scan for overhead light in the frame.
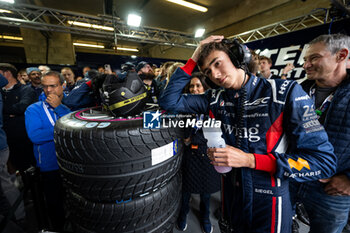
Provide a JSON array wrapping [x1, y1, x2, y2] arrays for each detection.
[[166, 0, 207, 12], [131, 55, 137, 59], [0, 35, 23, 40], [127, 14, 141, 27], [195, 28, 205, 38], [67, 21, 114, 31], [185, 43, 197, 47], [0, 0, 14, 4], [73, 42, 104, 48], [117, 47, 139, 52], [0, 9, 12, 13]]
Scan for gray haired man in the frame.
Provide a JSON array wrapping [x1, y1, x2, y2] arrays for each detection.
[[290, 34, 350, 233]]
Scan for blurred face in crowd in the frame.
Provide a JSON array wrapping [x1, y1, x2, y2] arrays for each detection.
[[259, 58, 272, 73], [61, 68, 75, 85], [38, 65, 50, 75], [83, 66, 91, 75], [140, 64, 154, 75], [303, 42, 338, 82], [18, 71, 29, 83], [189, 77, 205, 94], [42, 75, 64, 99], [200, 50, 244, 90], [154, 68, 161, 77], [160, 66, 167, 77], [0, 69, 13, 81], [0, 70, 8, 79], [29, 71, 42, 85], [98, 67, 105, 74], [139, 64, 155, 80], [249, 53, 260, 75]]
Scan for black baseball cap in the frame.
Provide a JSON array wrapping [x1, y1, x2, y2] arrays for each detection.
[[135, 61, 151, 72]]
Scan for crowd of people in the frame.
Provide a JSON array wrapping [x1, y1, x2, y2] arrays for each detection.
[[0, 32, 349, 233]]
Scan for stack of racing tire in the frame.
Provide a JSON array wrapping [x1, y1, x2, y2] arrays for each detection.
[[54, 107, 183, 233]]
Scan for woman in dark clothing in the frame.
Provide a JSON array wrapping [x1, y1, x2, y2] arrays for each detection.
[[177, 72, 221, 233]]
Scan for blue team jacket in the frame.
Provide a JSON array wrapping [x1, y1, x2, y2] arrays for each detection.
[[301, 76, 350, 180], [25, 93, 71, 172], [159, 63, 337, 233], [0, 74, 8, 150]]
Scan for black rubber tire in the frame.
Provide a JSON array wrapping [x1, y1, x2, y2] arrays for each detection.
[[72, 214, 177, 233], [68, 173, 181, 233], [54, 108, 183, 202]]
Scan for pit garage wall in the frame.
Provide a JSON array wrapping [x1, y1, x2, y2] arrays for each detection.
[[7, 17, 349, 77], [73, 17, 350, 78], [246, 17, 350, 80], [20, 28, 76, 65], [74, 53, 186, 74]]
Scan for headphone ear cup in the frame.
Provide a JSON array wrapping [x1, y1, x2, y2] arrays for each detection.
[[240, 44, 252, 65], [223, 39, 252, 68], [232, 40, 243, 61]]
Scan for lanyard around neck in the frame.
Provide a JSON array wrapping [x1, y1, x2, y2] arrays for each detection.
[[309, 83, 334, 118], [42, 102, 57, 127]]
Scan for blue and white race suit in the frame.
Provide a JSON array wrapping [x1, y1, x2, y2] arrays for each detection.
[[159, 59, 337, 233]]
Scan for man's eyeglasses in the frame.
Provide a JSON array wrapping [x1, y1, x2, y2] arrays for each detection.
[[42, 84, 59, 89]]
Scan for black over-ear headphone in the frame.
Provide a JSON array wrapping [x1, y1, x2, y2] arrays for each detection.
[[222, 38, 252, 69]]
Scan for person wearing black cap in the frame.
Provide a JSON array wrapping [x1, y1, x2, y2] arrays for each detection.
[[136, 61, 159, 103]]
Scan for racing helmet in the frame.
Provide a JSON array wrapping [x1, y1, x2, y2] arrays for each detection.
[[101, 72, 148, 116]]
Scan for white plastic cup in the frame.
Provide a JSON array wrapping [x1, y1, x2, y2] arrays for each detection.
[[214, 165, 232, 173], [203, 122, 232, 174]]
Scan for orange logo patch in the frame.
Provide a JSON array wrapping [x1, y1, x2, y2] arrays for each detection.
[[288, 158, 310, 171]]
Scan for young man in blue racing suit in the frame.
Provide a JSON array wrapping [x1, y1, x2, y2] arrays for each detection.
[[159, 35, 337, 233]]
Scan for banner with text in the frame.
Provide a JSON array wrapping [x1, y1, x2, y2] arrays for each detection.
[[246, 18, 350, 80]]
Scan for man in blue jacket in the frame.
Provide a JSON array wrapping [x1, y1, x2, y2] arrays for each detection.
[[159, 35, 337, 233], [290, 34, 350, 233], [25, 71, 70, 231]]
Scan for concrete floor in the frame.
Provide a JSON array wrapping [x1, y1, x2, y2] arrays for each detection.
[[173, 191, 221, 233], [172, 191, 310, 233]]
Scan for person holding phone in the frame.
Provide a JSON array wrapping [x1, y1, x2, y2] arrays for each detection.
[[104, 64, 112, 74]]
